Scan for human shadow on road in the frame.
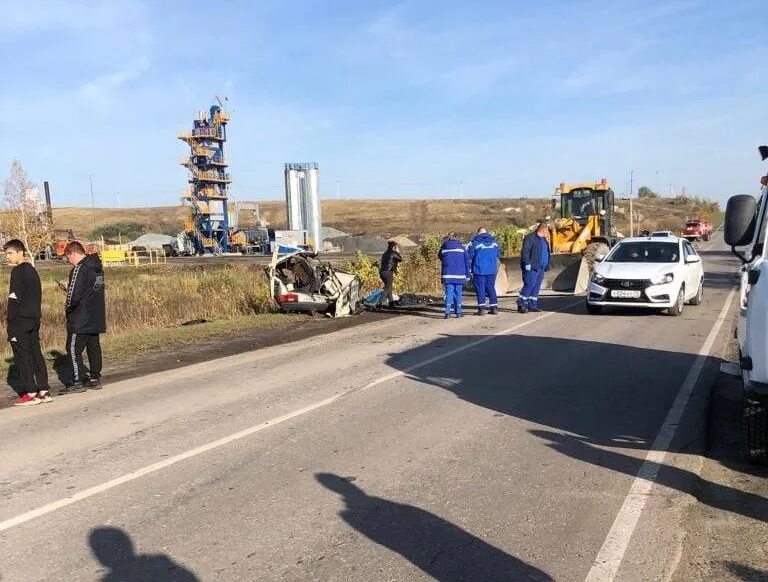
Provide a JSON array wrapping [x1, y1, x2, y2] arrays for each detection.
[[315, 472, 552, 581], [723, 561, 768, 581], [385, 333, 768, 523], [89, 527, 199, 582]]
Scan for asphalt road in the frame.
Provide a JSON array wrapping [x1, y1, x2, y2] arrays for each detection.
[[0, 237, 739, 581]]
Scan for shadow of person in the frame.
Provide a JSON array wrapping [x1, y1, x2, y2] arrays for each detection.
[[89, 527, 199, 582], [50, 349, 73, 387], [723, 561, 768, 581], [5, 356, 23, 394], [315, 472, 552, 582]]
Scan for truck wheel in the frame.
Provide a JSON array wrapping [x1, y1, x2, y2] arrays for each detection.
[[743, 396, 768, 464], [584, 241, 610, 275], [667, 286, 685, 316]]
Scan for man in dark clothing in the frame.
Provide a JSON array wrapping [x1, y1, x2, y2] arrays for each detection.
[[59, 241, 106, 394], [4, 239, 51, 406], [378, 241, 402, 309], [518, 222, 550, 313]]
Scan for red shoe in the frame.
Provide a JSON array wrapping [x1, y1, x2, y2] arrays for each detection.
[[14, 393, 41, 406]]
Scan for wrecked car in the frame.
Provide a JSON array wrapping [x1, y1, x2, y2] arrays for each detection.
[[266, 251, 362, 317]]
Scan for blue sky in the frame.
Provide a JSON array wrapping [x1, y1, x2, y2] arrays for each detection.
[[1, 0, 766, 207]]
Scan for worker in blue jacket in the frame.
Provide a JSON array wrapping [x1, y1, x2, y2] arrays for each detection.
[[518, 222, 550, 313], [438, 233, 471, 319], [467, 228, 502, 315]]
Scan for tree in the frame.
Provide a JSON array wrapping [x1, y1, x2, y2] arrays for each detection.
[[2, 160, 50, 262], [637, 186, 659, 199]]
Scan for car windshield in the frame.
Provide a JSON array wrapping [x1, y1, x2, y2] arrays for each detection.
[[607, 241, 679, 263], [685, 222, 700, 228]]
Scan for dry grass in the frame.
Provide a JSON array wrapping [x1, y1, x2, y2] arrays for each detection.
[[54, 195, 721, 243], [0, 264, 274, 369]]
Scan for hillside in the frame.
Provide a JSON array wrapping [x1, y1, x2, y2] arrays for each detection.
[[52, 196, 722, 241]]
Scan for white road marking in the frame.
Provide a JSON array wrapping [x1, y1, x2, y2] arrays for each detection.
[[585, 288, 737, 582], [0, 300, 581, 533]]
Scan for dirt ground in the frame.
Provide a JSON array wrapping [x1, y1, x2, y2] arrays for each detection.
[[673, 357, 768, 581]]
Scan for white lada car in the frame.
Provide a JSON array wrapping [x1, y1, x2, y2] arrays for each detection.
[[586, 236, 704, 316]]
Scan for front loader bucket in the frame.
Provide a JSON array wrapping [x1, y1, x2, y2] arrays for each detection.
[[500, 254, 585, 294]]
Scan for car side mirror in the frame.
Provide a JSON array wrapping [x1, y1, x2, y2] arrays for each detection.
[[595, 253, 606, 262], [685, 255, 701, 264]]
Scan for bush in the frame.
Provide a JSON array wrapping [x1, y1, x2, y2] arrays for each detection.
[[91, 221, 146, 241], [493, 225, 525, 257]]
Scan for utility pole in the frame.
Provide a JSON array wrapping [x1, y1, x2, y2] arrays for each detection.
[[629, 196, 634, 237], [89, 174, 96, 228], [629, 169, 634, 199]]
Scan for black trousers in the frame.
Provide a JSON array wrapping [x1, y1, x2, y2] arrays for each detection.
[[380, 271, 395, 305], [63, 332, 102, 385], [9, 327, 49, 395]]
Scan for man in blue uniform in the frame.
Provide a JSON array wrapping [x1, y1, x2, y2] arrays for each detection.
[[467, 228, 501, 316], [518, 222, 550, 313], [438, 233, 471, 319]]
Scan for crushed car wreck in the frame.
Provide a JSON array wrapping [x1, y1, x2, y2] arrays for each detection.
[[266, 251, 362, 317]]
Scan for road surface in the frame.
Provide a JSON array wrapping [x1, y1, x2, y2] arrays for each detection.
[[0, 238, 739, 581]]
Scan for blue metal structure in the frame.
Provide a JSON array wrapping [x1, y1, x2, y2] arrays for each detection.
[[178, 103, 231, 254]]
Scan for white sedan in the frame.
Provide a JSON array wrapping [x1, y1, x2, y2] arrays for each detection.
[[586, 236, 704, 316]]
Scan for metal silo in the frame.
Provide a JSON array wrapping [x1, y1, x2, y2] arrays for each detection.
[[284, 162, 322, 251]]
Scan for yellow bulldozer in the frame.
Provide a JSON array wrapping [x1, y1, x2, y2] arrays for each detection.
[[501, 179, 619, 294]]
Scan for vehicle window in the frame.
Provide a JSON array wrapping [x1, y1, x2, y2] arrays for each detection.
[[607, 241, 680, 263], [685, 221, 700, 228], [683, 241, 696, 257]]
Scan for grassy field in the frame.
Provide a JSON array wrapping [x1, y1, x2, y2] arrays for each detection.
[[53, 195, 722, 241], [0, 264, 275, 377]]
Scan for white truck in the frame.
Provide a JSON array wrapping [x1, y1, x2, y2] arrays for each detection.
[[723, 145, 768, 463]]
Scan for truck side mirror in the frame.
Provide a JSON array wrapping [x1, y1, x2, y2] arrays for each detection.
[[724, 195, 757, 246], [724, 195, 757, 254]]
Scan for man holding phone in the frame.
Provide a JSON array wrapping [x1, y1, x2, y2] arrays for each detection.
[[58, 241, 106, 393]]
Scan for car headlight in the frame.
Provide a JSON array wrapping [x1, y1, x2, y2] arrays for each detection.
[[592, 273, 606, 285], [650, 273, 674, 285]]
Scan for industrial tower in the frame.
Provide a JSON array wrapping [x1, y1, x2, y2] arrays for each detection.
[[178, 101, 231, 254]]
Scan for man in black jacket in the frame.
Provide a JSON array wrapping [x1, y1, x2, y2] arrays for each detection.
[[378, 241, 402, 309], [4, 239, 51, 406], [59, 241, 106, 393]]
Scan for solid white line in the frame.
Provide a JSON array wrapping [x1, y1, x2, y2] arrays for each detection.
[[585, 288, 736, 582], [0, 300, 581, 533]]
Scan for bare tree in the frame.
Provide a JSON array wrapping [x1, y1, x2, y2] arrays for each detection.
[[2, 160, 50, 263]]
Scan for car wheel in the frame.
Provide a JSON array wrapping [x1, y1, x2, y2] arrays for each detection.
[[689, 279, 703, 306], [586, 301, 602, 315], [667, 286, 685, 316], [743, 396, 768, 465]]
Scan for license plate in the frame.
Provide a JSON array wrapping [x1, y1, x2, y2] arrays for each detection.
[[611, 290, 641, 299]]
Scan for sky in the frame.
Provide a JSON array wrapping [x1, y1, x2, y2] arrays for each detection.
[[0, 0, 766, 207]]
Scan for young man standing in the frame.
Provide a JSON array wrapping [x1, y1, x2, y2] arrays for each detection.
[[467, 227, 502, 315], [59, 241, 106, 394], [518, 222, 551, 313], [4, 239, 51, 406], [438, 232, 470, 319]]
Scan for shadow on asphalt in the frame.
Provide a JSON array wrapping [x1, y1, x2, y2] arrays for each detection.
[[724, 561, 768, 581], [315, 472, 552, 581], [385, 332, 768, 524], [89, 527, 199, 582]]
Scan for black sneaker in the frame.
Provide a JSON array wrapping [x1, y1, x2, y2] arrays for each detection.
[[475, 309, 485, 316], [59, 383, 87, 395], [443, 314, 450, 320], [85, 377, 103, 390], [517, 306, 529, 314], [528, 306, 541, 312], [489, 308, 498, 315]]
